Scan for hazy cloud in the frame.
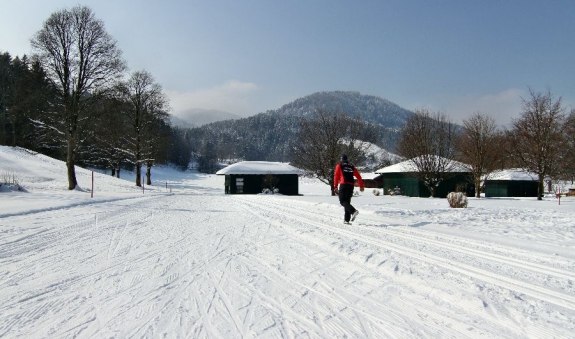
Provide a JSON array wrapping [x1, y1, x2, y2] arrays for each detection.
[[166, 80, 259, 117]]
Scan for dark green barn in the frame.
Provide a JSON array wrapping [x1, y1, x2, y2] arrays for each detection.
[[484, 169, 539, 197], [375, 157, 474, 198], [216, 161, 302, 195]]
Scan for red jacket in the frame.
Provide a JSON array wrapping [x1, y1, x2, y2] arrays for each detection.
[[333, 162, 364, 190]]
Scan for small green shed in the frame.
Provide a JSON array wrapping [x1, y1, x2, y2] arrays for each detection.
[[216, 161, 302, 195], [375, 157, 474, 198], [484, 169, 539, 197]]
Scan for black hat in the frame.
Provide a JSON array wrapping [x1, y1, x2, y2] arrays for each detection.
[[341, 154, 348, 162]]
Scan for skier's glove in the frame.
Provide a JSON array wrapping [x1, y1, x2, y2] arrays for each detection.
[[334, 188, 339, 195]]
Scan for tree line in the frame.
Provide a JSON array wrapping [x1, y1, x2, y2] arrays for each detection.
[[187, 112, 307, 173], [0, 6, 191, 189], [292, 90, 575, 200], [399, 89, 575, 200]]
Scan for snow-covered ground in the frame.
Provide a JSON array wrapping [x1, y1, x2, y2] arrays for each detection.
[[1, 146, 574, 338]]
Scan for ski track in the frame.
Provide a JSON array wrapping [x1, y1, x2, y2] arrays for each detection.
[[0, 192, 574, 338], [239, 195, 575, 337], [244, 197, 575, 295]]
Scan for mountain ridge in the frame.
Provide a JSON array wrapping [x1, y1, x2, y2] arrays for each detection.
[[171, 108, 241, 127], [188, 91, 415, 164], [275, 91, 413, 128]]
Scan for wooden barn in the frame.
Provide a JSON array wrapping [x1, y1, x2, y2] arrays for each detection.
[[216, 161, 303, 195], [375, 156, 474, 198], [484, 169, 539, 197]]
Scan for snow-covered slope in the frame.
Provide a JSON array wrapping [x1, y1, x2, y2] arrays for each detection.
[[1, 146, 574, 338]]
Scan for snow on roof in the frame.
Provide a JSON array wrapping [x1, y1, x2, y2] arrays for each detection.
[[360, 172, 380, 180], [375, 160, 417, 174], [216, 161, 303, 175], [486, 169, 538, 181], [375, 156, 469, 174]]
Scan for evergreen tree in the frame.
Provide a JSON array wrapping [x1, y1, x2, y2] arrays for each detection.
[[0, 53, 59, 153], [166, 127, 192, 170], [0, 52, 11, 145]]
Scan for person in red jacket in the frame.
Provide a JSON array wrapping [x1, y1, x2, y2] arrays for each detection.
[[333, 154, 364, 224]]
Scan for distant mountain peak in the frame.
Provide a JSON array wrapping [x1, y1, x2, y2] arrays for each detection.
[[172, 108, 240, 127], [272, 91, 414, 129], [187, 91, 415, 162]]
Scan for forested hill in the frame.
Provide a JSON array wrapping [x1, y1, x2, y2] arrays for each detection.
[[188, 91, 415, 168], [275, 91, 414, 128]]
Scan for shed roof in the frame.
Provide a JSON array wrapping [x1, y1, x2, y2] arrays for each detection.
[[360, 172, 381, 180], [216, 161, 303, 175], [375, 155, 469, 174], [485, 169, 538, 181]]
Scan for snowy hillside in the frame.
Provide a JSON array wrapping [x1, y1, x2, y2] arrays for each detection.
[[355, 140, 403, 171], [1, 146, 574, 338]]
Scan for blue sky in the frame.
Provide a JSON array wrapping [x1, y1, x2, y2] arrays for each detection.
[[1, 0, 574, 125]]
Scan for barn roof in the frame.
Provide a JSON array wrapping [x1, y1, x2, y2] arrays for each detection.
[[216, 161, 303, 175], [485, 169, 538, 181], [360, 172, 381, 180], [375, 155, 470, 174]]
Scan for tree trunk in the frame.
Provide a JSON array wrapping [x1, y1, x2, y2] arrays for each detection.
[[146, 160, 152, 185], [64, 95, 80, 190], [429, 186, 436, 198], [111, 168, 116, 177], [66, 137, 78, 190], [135, 161, 141, 187], [135, 129, 141, 186], [475, 178, 481, 198], [538, 176, 544, 201]]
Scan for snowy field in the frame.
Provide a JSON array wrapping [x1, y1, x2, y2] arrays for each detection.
[[1, 146, 574, 338]]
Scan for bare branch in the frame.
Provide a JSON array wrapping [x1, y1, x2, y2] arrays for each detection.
[[31, 5, 125, 189], [398, 109, 458, 197], [507, 89, 566, 199]]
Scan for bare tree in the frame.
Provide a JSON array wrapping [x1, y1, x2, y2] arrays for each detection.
[[456, 113, 501, 198], [559, 109, 575, 183], [397, 109, 458, 197], [87, 96, 131, 177], [291, 109, 378, 195], [118, 70, 168, 187], [31, 6, 125, 189], [508, 89, 566, 200], [142, 113, 170, 185]]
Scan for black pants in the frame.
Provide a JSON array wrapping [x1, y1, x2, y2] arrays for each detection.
[[338, 184, 356, 222]]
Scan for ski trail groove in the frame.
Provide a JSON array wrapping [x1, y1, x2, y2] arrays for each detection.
[[236, 197, 491, 338], [241, 196, 575, 312]]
